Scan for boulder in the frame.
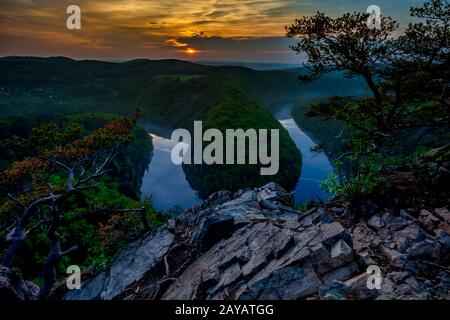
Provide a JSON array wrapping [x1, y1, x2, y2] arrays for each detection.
[[0, 265, 38, 300], [60, 182, 450, 301], [163, 206, 354, 300], [65, 228, 174, 300]]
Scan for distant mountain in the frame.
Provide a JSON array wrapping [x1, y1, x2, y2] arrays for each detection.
[[195, 60, 301, 70]]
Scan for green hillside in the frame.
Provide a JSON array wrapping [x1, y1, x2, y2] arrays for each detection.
[[0, 57, 303, 198]]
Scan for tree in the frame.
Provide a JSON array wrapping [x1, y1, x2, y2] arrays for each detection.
[[386, 0, 449, 106], [286, 11, 398, 106], [287, 0, 449, 143], [287, 0, 449, 205], [0, 111, 150, 299]]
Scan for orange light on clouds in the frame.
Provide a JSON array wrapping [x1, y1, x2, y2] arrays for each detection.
[[166, 38, 188, 47]]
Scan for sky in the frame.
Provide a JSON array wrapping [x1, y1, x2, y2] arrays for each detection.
[[0, 0, 425, 63]]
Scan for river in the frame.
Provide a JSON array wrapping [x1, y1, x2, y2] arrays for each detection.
[[139, 104, 334, 210], [274, 103, 333, 204]]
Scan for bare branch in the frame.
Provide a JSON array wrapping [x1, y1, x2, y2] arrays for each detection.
[[7, 193, 25, 208]]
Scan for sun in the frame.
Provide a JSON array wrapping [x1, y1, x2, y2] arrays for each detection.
[[181, 47, 199, 55]]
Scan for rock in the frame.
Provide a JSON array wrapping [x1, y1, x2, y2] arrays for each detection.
[[199, 215, 234, 251], [389, 271, 411, 284], [343, 272, 379, 300], [65, 271, 107, 300], [435, 229, 450, 254], [322, 262, 359, 283], [380, 245, 407, 268], [0, 265, 38, 300], [357, 250, 377, 266], [330, 239, 353, 267], [434, 207, 449, 223], [240, 264, 322, 300], [434, 208, 450, 236], [351, 221, 381, 253], [163, 202, 353, 300], [418, 209, 440, 233], [407, 239, 441, 261], [319, 281, 349, 300], [167, 219, 176, 230], [367, 214, 385, 230], [60, 183, 450, 301], [65, 228, 174, 300]]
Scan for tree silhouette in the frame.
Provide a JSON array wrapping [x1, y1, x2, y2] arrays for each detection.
[[286, 11, 398, 105], [287, 0, 449, 142], [287, 0, 449, 204]]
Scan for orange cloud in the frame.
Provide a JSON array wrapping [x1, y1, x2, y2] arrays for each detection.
[[179, 30, 209, 38], [165, 38, 188, 47]]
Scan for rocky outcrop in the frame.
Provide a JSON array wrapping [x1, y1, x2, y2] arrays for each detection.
[[0, 265, 39, 300], [65, 228, 174, 300], [64, 182, 450, 300]]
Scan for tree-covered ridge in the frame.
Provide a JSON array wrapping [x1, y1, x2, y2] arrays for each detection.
[[0, 113, 152, 198], [182, 80, 301, 198], [0, 57, 302, 119], [0, 57, 304, 198]]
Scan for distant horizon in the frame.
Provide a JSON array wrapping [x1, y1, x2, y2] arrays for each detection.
[[0, 1, 424, 63], [0, 54, 304, 70]]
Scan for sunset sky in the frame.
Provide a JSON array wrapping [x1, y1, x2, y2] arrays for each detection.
[[0, 0, 424, 63]]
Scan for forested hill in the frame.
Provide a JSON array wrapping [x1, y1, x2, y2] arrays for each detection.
[[0, 56, 303, 199], [0, 56, 302, 120]]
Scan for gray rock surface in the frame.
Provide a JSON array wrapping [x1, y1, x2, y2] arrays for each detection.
[[0, 265, 38, 300], [65, 228, 174, 300], [63, 182, 450, 300]]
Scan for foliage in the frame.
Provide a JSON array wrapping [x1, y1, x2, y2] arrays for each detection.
[[0, 58, 304, 198], [0, 112, 159, 298], [287, 0, 450, 205], [181, 80, 302, 198]]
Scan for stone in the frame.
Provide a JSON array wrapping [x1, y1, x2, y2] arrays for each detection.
[[381, 245, 407, 268], [200, 215, 234, 251], [390, 271, 411, 284], [351, 221, 381, 253], [434, 207, 449, 223], [64, 271, 107, 300], [343, 272, 379, 300], [60, 183, 450, 301], [418, 209, 440, 233], [0, 265, 38, 300], [240, 264, 322, 300], [407, 239, 441, 262], [357, 251, 376, 266], [367, 214, 385, 230], [167, 219, 176, 230], [65, 228, 174, 300], [319, 281, 349, 300], [330, 239, 353, 268], [322, 262, 359, 283]]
